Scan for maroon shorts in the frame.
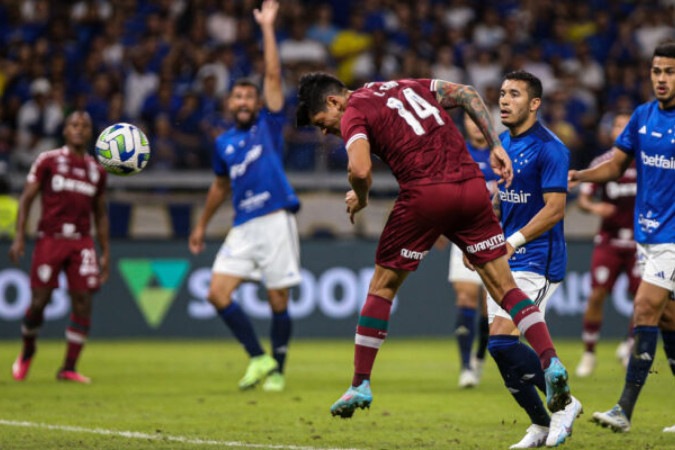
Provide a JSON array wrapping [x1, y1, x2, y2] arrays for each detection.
[[590, 242, 640, 295], [30, 236, 101, 292], [376, 177, 506, 271]]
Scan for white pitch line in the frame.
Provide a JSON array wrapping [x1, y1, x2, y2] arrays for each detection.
[[0, 419, 361, 450]]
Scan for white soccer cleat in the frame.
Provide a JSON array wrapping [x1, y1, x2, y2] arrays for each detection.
[[510, 424, 549, 449], [546, 395, 583, 447], [663, 425, 675, 433], [592, 404, 631, 432], [458, 368, 479, 388], [575, 352, 596, 378]]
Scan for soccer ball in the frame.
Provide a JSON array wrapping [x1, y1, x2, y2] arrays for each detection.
[[95, 122, 151, 176]]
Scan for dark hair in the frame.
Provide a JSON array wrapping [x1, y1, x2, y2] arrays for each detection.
[[654, 41, 675, 59], [231, 78, 261, 95], [296, 72, 347, 127], [503, 70, 543, 100]]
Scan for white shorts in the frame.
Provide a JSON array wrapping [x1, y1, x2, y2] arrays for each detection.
[[448, 244, 482, 284], [213, 210, 301, 289], [637, 243, 675, 292], [487, 271, 560, 324]]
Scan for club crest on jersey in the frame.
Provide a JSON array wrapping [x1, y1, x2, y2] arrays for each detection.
[[37, 264, 52, 282]]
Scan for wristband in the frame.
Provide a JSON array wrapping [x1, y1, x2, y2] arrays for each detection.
[[507, 231, 526, 249]]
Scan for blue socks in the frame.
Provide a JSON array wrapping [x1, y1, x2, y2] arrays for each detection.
[[218, 303, 264, 357], [455, 307, 476, 369], [620, 325, 658, 419], [271, 310, 292, 373], [488, 335, 550, 427]]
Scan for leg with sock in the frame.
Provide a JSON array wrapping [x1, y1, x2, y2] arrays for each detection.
[[12, 306, 45, 381], [330, 294, 392, 418], [263, 309, 292, 392], [455, 306, 476, 370], [57, 313, 92, 383], [592, 325, 658, 432], [219, 302, 277, 390], [499, 288, 570, 413]]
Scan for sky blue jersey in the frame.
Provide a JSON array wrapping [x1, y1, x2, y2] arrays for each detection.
[[498, 121, 570, 282], [213, 108, 300, 226], [466, 141, 499, 185], [615, 100, 675, 244]]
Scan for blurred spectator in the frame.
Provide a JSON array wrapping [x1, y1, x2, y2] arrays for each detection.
[[330, 9, 372, 86], [352, 30, 399, 85], [148, 113, 178, 171], [431, 45, 465, 83], [0, 168, 18, 240], [307, 3, 340, 47], [13, 78, 64, 170], [123, 47, 159, 120], [633, 6, 675, 60], [206, 0, 238, 45], [472, 7, 506, 50], [279, 20, 329, 69], [442, 0, 476, 32], [465, 48, 502, 96]]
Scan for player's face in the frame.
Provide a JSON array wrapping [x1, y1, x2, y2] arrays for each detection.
[[499, 80, 534, 130], [229, 85, 260, 127], [310, 98, 343, 137], [610, 114, 630, 141], [63, 113, 92, 148], [651, 56, 675, 108]]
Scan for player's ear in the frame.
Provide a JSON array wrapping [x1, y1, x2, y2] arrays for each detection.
[[326, 94, 341, 109], [530, 97, 542, 112]]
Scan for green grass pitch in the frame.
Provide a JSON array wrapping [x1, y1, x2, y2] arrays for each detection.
[[0, 338, 673, 449]]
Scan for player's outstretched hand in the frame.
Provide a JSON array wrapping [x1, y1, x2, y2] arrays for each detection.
[[490, 145, 513, 188], [567, 169, 582, 190], [345, 190, 367, 224], [189, 227, 206, 255], [253, 0, 279, 27], [8, 239, 24, 265]]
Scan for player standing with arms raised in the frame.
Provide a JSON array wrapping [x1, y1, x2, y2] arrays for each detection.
[[9, 111, 109, 383], [189, 0, 300, 392], [296, 73, 576, 428], [570, 41, 675, 433]]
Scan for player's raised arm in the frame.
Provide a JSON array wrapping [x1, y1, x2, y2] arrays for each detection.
[[568, 148, 632, 189], [433, 80, 512, 186], [254, 0, 283, 112]]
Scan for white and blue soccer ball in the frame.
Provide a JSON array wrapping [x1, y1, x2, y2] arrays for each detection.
[[95, 122, 151, 176]]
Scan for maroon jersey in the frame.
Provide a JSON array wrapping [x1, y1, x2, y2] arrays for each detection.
[[27, 146, 107, 237], [341, 79, 483, 188], [580, 150, 636, 248]]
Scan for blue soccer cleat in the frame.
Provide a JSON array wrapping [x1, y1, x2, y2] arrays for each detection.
[[544, 357, 571, 413], [330, 380, 373, 418]]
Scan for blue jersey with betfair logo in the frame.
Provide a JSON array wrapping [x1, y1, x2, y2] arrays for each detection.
[[499, 121, 570, 282], [615, 101, 675, 244], [213, 108, 300, 226]]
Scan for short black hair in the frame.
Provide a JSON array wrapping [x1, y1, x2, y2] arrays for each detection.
[[654, 41, 675, 59], [231, 78, 261, 94], [296, 72, 347, 127], [503, 70, 543, 100]]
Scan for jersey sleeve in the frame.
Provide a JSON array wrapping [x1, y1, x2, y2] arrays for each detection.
[[26, 152, 49, 184], [212, 138, 228, 177], [539, 142, 570, 193], [341, 105, 370, 150]]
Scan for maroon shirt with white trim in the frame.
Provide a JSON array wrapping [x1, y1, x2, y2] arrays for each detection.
[[27, 146, 107, 237], [340, 79, 483, 188]]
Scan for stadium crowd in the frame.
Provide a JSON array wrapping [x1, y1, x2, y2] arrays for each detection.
[[0, 0, 674, 176]]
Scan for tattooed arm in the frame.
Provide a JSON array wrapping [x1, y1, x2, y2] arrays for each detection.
[[433, 80, 513, 187]]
